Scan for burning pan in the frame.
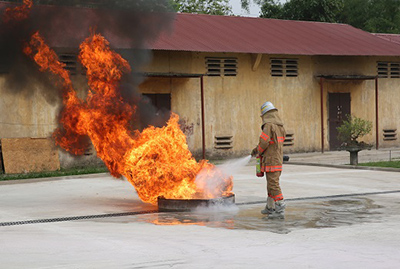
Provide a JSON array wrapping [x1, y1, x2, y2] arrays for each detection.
[[158, 194, 235, 212]]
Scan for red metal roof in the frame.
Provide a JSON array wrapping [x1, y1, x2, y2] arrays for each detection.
[[2, 1, 400, 56], [152, 13, 400, 56], [373, 33, 400, 45]]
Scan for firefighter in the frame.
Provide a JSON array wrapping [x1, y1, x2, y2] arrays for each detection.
[[251, 101, 286, 219]]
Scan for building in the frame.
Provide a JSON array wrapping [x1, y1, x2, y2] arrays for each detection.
[[142, 13, 400, 158], [1, 6, 400, 166]]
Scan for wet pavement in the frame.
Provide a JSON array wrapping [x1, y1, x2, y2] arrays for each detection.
[[96, 194, 395, 235], [1, 152, 400, 268]]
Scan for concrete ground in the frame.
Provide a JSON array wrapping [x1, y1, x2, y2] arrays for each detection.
[[1, 150, 400, 268]]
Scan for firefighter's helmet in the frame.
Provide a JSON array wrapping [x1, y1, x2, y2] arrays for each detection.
[[260, 101, 277, 116]]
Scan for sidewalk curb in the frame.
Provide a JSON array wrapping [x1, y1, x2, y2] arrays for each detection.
[[0, 172, 111, 185], [286, 161, 400, 172]]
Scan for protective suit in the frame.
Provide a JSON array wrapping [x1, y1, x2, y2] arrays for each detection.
[[252, 102, 286, 218]]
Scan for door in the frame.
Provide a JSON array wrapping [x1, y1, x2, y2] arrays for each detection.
[[328, 93, 351, 150]]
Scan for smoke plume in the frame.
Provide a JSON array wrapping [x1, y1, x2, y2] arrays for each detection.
[[0, 0, 174, 125]]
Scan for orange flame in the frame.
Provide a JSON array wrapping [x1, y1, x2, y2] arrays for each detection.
[[3, 0, 33, 23], [25, 31, 233, 205]]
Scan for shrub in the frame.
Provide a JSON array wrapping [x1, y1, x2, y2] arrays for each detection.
[[337, 115, 372, 146]]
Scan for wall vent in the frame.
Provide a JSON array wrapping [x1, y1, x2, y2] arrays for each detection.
[[214, 135, 233, 149], [377, 62, 400, 78], [206, 58, 237, 77], [377, 62, 388, 78], [59, 53, 78, 75], [390, 63, 400, 78], [383, 129, 397, 141], [284, 132, 294, 146], [271, 58, 298, 77]]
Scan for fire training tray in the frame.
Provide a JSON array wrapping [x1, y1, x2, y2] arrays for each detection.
[[157, 194, 235, 212]]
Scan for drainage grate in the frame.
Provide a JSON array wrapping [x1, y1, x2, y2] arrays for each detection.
[[0, 210, 157, 227], [2, 190, 400, 227]]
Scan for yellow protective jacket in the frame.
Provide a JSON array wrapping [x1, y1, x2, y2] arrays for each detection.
[[257, 110, 286, 172]]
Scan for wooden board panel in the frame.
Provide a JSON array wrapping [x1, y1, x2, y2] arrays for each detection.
[[1, 138, 60, 174]]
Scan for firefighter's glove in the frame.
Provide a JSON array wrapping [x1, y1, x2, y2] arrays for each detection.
[[251, 147, 258, 157]]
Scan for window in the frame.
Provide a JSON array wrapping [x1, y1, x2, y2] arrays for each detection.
[[206, 57, 237, 76], [377, 62, 400, 78], [271, 58, 298, 77]]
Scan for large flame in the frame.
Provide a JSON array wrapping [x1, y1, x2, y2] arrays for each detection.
[[24, 31, 233, 205]]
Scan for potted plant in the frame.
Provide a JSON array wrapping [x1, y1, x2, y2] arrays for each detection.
[[337, 115, 373, 165]]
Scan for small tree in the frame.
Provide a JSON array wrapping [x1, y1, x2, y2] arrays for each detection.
[[337, 115, 372, 165]]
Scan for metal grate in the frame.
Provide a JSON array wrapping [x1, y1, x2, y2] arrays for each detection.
[[206, 58, 237, 76], [383, 129, 397, 141], [377, 62, 400, 78], [283, 132, 294, 146], [214, 135, 233, 149], [271, 58, 298, 77]]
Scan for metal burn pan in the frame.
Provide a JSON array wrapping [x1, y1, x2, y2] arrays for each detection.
[[158, 194, 235, 212]]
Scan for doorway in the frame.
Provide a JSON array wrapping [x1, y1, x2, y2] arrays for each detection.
[[142, 93, 171, 112], [141, 93, 171, 128], [328, 93, 351, 150]]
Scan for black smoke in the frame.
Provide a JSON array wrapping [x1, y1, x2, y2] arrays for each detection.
[[0, 0, 175, 129]]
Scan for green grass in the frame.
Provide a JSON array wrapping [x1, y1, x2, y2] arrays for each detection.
[[0, 166, 109, 181], [359, 160, 400, 169]]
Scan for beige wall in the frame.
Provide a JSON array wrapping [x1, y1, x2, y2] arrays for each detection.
[[369, 56, 400, 148], [142, 51, 400, 157], [0, 68, 89, 140], [315, 55, 400, 150], [0, 77, 59, 138], [1, 50, 399, 160]]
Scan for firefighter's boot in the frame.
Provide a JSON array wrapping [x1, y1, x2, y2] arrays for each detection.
[[268, 199, 286, 219], [261, 197, 275, 215]]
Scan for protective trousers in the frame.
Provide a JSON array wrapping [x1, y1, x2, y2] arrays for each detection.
[[266, 171, 283, 201]]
